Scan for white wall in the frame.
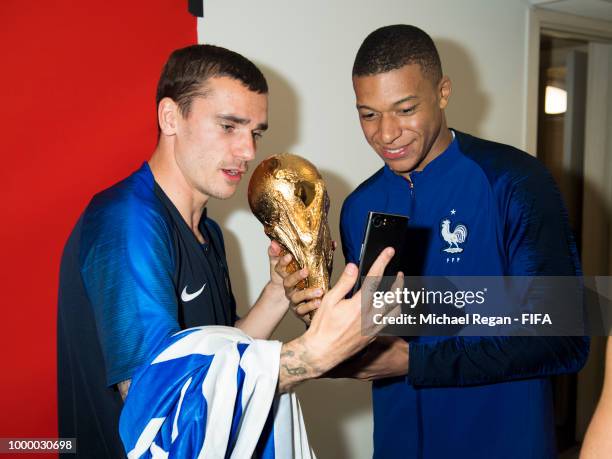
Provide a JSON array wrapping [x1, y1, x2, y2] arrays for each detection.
[[200, 1, 531, 457]]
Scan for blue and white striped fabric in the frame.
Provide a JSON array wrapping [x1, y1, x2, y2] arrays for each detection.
[[119, 326, 315, 458]]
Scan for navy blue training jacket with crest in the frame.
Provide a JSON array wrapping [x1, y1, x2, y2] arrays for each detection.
[[340, 130, 588, 459]]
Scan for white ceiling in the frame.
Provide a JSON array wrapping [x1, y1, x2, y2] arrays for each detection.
[[530, 0, 612, 22]]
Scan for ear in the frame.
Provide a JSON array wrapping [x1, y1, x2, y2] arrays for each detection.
[[158, 97, 179, 136], [438, 76, 452, 110]]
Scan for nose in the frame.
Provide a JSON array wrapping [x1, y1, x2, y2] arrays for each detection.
[[379, 114, 401, 145], [235, 133, 256, 162]]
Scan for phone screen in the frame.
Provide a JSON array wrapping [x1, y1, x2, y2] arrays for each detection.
[[352, 211, 409, 294]]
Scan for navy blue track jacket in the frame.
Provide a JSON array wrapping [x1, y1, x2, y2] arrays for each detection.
[[340, 130, 589, 459]]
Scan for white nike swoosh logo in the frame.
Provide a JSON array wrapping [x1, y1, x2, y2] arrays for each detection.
[[181, 283, 206, 302]]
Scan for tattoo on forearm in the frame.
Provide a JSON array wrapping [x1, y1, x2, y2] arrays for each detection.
[[278, 337, 325, 393], [282, 364, 307, 376]]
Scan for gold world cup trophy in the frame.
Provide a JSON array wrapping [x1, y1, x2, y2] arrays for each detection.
[[248, 154, 334, 314]]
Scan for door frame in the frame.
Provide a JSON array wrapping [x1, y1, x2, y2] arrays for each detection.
[[524, 8, 612, 155]]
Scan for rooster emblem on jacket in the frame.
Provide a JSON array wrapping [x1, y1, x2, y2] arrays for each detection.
[[440, 219, 468, 253]]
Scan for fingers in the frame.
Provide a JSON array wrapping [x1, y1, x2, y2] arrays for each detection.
[[322, 263, 359, 305], [291, 286, 323, 304], [274, 252, 296, 278], [295, 299, 321, 318], [279, 253, 293, 268], [275, 253, 293, 274], [391, 271, 404, 288], [268, 240, 283, 257], [360, 249, 399, 335], [282, 267, 308, 289], [274, 251, 310, 282], [388, 271, 405, 304], [359, 247, 396, 298], [386, 272, 404, 317], [364, 247, 395, 278]]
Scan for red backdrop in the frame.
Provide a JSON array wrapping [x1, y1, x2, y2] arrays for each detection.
[[0, 1, 196, 456]]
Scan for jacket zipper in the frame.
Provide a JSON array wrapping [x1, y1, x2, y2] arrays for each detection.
[[406, 174, 415, 196]]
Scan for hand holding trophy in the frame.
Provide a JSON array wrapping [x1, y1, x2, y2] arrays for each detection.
[[248, 154, 334, 321]]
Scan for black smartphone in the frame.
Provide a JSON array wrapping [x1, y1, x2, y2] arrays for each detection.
[[352, 211, 409, 294]]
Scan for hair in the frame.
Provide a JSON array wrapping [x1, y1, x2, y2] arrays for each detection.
[[352, 24, 442, 83], [156, 44, 268, 117]]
